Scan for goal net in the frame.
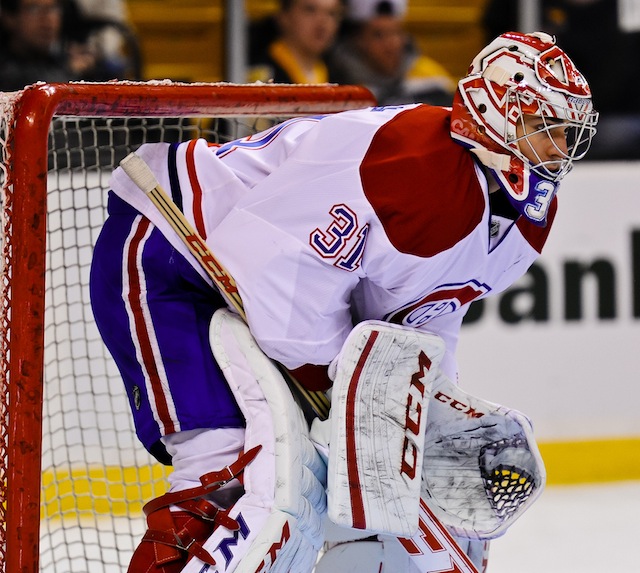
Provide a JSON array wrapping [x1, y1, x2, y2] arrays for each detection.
[[0, 81, 374, 573]]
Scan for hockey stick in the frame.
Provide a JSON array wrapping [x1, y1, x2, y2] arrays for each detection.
[[119, 152, 479, 573], [119, 152, 330, 422], [397, 499, 480, 573]]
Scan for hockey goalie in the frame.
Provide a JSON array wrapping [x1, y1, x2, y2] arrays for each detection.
[[89, 31, 597, 572]]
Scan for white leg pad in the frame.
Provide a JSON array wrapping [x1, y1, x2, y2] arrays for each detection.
[[325, 320, 446, 536], [315, 536, 421, 573], [180, 309, 326, 573]]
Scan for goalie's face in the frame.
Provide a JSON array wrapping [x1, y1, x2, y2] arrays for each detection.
[[509, 92, 598, 183], [515, 114, 569, 177]]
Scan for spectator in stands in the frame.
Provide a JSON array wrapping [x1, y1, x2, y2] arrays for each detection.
[[0, 0, 133, 92], [247, 0, 344, 85], [328, 0, 455, 106], [65, 0, 140, 80], [482, 0, 640, 160]]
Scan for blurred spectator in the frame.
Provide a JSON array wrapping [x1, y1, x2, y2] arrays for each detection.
[[482, 0, 640, 160], [68, 0, 140, 80], [328, 0, 455, 106], [247, 0, 344, 84], [0, 0, 139, 92]]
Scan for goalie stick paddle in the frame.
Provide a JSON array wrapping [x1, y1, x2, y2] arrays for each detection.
[[119, 152, 479, 573], [119, 152, 330, 422], [398, 499, 480, 573]]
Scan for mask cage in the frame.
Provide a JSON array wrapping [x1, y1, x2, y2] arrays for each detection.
[[505, 87, 598, 181]]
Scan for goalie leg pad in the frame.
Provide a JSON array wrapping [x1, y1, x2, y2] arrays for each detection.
[[325, 321, 446, 537], [315, 536, 421, 573], [454, 537, 490, 573], [317, 520, 429, 573], [172, 308, 327, 573], [421, 370, 546, 540]]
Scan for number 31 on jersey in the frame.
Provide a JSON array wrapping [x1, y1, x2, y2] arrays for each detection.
[[309, 204, 369, 272]]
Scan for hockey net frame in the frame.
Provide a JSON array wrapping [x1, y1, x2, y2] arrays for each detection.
[[0, 81, 375, 572]]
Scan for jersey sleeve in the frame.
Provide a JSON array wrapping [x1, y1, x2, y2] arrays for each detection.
[[214, 116, 327, 189]]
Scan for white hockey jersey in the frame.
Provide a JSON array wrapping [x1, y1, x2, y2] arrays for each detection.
[[109, 104, 556, 384]]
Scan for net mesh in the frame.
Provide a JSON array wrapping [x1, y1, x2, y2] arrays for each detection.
[[0, 81, 374, 572], [44, 116, 288, 572], [5, 111, 283, 573]]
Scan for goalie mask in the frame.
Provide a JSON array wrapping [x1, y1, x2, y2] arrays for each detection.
[[450, 31, 598, 226]]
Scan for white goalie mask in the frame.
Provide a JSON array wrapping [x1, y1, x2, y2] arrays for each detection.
[[450, 31, 599, 226]]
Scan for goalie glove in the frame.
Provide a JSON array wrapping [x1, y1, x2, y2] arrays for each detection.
[[421, 370, 546, 540], [174, 308, 327, 573]]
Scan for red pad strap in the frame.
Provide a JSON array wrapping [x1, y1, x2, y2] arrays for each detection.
[[200, 444, 261, 488], [143, 445, 262, 516], [137, 445, 263, 567], [142, 512, 217, 565]]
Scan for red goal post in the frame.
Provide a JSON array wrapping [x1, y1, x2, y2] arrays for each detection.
[[0, 81, 375, 573]]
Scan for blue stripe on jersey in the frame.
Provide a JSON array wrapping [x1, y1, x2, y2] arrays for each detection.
[[168, 142, 183, 212], [215, 116, 325, 157]]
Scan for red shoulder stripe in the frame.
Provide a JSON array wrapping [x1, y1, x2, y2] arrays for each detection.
[[360, 106, 485, 258], [186, 139, 207, 238]]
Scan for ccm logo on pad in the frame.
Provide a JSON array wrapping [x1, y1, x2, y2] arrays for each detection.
[[434, 392, 485, 418], [400, 351, 432, 479]]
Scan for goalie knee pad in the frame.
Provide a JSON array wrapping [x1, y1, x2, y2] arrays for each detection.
[[314, 523, 490, 573], [454, 537, 490, 573], [316, 522, 420, 573], [315, 537, 420, 573]]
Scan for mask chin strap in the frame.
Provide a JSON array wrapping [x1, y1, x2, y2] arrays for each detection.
[[470, 147, 511, 172]]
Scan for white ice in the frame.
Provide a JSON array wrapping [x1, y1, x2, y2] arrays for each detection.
[[488, 481, 640, 572], [39, 481, 639, 572]]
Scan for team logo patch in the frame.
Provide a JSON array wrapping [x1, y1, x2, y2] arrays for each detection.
[[386, 280, 491, 326]]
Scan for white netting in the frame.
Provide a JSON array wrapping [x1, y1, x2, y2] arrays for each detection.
[[0, 81, 374, 573], [39, 115, 286, 572]]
